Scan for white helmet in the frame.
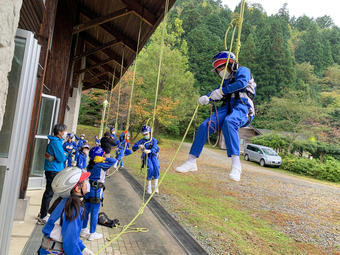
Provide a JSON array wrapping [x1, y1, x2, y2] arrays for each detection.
[[52, 167, 90, 198]]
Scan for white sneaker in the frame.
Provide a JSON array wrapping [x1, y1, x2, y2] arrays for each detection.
[[154, 179, 159, 194], [229, 166, 242, 182], [113, 161, 118, 169], [88, 232, 103, 241], [147, 181, 152, 195], [175, 160, 198, 173], [37, 214, 50, 225], [80, 228, 90, 238]]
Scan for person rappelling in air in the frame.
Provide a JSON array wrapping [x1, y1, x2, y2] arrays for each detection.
[[176, 51, 256, 181]]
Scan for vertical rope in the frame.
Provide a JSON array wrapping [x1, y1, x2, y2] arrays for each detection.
[[150, 0, 170, 139], [105, 66, 116, 128], [125, 21, 143, 131], [115, 50, 125, 130]]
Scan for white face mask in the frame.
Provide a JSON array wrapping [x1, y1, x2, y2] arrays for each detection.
[[144, 134, 150, 140], [112, 131, 116, 135], [86, 181, 91, 193], [62, 132, 67, 140], [219, 69, 231, 79]]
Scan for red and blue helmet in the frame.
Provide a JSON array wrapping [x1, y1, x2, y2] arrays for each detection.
[[141, 125, 151, 134], [212, 51, 236, 72], [89, 146, 105, 160]]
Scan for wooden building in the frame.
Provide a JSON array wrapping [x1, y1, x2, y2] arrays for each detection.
[[219, 126, 262, 153], [0, 0, 176, 253]]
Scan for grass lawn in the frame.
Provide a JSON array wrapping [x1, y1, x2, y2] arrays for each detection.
[[123, 138, 325, 255], [77, 125, 329, 254]]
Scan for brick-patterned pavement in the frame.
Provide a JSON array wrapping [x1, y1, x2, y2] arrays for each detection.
[[81, 171, 185, 255]]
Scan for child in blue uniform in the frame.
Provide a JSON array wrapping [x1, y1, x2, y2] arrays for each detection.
[[176, 51, 256, 182], [38, 167, 94, 255], [77, 144, 90, 172], [132, 126, 160, 194], [110, 127, 118, 143], [63, 133, 77, 167], [114, 131, 132, 169], [81, 146, 116, 240], [75, 134, 87, 160]]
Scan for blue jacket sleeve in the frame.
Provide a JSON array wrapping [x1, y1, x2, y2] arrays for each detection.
[[53, 141, 67, 163], [151, 139, 159, 155], [97, 158, 116, 171], [63, 143, 67, 151], [61, 209, 85, 255], [221, 67, 250, 95], [132, 139, 143, 152], [74, 135, 80, 141]]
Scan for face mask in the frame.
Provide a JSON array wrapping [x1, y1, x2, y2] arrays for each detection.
[[144, 135, 150, 140], [86, 181, 91, 193], [218, 69, 231, 79], [62, 132, 67, 140], [112, 131, 116, 135], [84, 150, 89, 156]]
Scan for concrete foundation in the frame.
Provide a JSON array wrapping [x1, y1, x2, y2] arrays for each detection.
[[14, 197, 30, 221]]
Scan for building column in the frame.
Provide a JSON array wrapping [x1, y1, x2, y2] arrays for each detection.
[[0, 0, 23, 130]]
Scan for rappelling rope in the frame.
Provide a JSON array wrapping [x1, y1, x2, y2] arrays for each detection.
[[105, 66, 116, 129], [114, 50, 125, 131]]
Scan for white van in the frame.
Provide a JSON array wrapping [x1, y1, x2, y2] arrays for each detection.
[[244, 144, 282, 167]]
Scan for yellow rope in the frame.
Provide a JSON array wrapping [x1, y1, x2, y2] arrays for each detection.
[[125, 20, 142, 131], [105, 66, 116, 128], [114, 50, 125, 131]]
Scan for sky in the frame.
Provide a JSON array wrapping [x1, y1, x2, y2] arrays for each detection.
[[222, 0, 340, 26]]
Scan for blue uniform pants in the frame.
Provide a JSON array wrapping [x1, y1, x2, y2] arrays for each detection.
[[116, 148, 132, 167], [190, 103, 251, 157], [82, 187, 103, 233], [65, 155, 73, 167], [145, 155, 160, 180]]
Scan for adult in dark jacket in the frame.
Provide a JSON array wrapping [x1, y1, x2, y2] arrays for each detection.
[[100, 132, 117, 154], [37, 124, 67, 225]]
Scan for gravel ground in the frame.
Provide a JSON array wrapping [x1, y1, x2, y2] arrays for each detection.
[[156, 143, 340, 254]]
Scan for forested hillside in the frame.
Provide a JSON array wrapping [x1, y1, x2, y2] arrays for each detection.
[[79, 0, 340, 145]]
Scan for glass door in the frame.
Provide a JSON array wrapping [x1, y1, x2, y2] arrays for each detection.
[[28, 94, 60, 189], [0, 29, 41, 254]]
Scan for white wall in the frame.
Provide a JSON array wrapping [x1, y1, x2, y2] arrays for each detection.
[[0, 0, 23, 130]]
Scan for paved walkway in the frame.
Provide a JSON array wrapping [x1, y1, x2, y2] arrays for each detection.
[[18, 170, 187, 255]]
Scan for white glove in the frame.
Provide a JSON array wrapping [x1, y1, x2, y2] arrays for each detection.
[[144, 149, 151, 154], [138, 144, 144, 150], [83, 247, 95, 255], [210, 89, 223, 100], [198, 95, 210, 105]]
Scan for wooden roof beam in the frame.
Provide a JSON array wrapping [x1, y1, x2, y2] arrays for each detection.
[[83, 78, 110, 88], [83, 71, 118, 83], [80, 7, 137, 53], [73, 8, 132, 34], [73, 39, 120, 61], [78, 57, 117, 74], [82, 33, 127, 69], [86, 54, 122, 77], [120, 0, 156, 26]]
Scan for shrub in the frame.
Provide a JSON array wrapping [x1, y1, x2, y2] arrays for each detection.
[[282, 155, 340, 182]]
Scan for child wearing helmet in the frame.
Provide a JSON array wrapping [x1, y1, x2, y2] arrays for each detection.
[[109, 127, 118, 142], [77, 144, 90, 172], [38, 167, 94, 255], [132, 125, 160, 194], [63, 133, 77, 167], [114, 131, 132, 169], [176, 51, 256, 182], [81, 146, 117, 241]]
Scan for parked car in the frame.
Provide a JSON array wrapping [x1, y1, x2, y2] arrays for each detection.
[[244, 144, 282, 167]]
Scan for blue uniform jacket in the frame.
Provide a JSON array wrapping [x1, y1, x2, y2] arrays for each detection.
[[207, 66, 254, 109], [75, 135, 86, 150], [41, 198, 85, 254], [44, 136, 66, 172], [63, 141, 77, 156], [132, 138, 159, 160], [76, 152, 88, 170], [88, 158, 116, 182]]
